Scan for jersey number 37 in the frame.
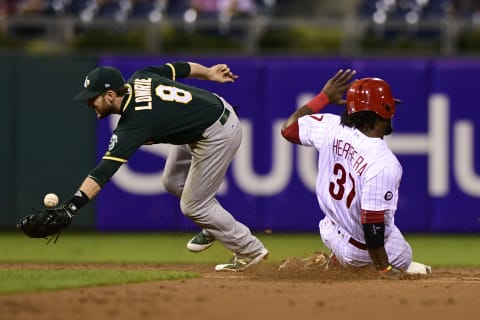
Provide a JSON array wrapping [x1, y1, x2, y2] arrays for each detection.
[[329, 163, 356, 209]]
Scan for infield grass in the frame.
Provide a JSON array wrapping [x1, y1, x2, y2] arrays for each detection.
[[0, 269, 198, 294], [0, 232, 479, 294], [1, 232, 479, 265]]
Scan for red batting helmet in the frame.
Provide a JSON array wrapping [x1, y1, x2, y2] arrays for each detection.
[[346, 77, 396, 119]]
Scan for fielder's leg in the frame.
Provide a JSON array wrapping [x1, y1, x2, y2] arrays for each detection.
[[180, 102, 265, 259], [162, 145, 216, 252]]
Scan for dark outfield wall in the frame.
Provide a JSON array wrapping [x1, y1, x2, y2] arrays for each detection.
[[0, 56, 98, 229]]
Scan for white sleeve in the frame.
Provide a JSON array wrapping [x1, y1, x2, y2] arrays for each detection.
[[298, 114, 338, 148], [361, 163, 402, 212]]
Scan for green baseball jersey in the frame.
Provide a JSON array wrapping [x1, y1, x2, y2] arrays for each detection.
[[89, 62, 225, 186]]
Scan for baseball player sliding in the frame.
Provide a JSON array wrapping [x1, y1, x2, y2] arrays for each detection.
[[281, 69, 431, 277]]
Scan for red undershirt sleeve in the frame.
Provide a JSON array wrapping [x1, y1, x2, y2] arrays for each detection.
[[281, 121, 301, 144], [361, 209, 385, 224]]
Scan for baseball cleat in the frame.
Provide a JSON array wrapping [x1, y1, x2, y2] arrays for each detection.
[[187, 230, 215, 252], [215, 248, 269, 272]]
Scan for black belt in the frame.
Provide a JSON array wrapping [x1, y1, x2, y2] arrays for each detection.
[[331, 220, 368, 250], [348, 237, 368, 250], [219, 107, 230, 125]]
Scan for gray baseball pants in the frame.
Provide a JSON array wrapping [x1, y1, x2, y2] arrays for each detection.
[[162, 96, 265, 257]]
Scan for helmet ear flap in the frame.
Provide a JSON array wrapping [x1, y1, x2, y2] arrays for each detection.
[[346, 78, 396, 119]]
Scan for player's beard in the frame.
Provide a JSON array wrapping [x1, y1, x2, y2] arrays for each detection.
[[97, 99, 116, 119], [384, 119, 394, 136]]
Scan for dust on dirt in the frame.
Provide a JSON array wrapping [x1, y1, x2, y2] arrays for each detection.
[[0, 261, 479, 320]]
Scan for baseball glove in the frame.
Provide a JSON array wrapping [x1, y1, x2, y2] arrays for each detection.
[[16, 205, 74, 243]]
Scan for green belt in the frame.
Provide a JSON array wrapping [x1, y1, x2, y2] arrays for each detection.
[[219, 107, 231, 125]]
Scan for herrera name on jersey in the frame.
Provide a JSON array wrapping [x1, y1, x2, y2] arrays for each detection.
[[332, 138, 368, 176]]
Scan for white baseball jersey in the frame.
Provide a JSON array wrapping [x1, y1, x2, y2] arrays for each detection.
[[298, 113, 412, 269]]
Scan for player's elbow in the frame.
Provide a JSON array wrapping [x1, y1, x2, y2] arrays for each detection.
[[281, 122, 301, 144], [280, 127, 294, 143]]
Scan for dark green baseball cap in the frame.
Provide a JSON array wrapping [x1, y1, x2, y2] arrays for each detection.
[[74, 66, 125, 100]]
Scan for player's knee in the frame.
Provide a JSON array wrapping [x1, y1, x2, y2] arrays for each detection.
[[180, 198, 202, 218]]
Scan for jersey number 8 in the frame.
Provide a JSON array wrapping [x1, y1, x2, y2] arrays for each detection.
[[156, 85, 193, 104]]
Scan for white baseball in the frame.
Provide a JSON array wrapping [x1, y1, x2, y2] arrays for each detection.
[[43, 193, 59, 208]]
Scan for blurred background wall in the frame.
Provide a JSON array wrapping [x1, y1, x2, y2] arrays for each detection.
[[0, 57, 98, 228], [1, 0, 479, 232]]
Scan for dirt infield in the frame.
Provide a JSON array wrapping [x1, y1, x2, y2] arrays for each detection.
[[1, 263, 479, 320]]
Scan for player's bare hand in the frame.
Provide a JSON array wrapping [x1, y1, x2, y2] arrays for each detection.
[[208, 64, 239, 83], [378, 266, 407, 280], [321, 69, 356, 105]]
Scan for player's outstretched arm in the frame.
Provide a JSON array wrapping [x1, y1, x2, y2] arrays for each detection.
[[77, 177, 102, 200], [187, 62, 239, 83], [58, 176, 101, 215], [281, 69, 356, 144], [363, 221, 406, 279], [59, 176, 101, 215]]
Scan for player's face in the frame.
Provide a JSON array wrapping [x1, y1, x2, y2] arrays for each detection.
[[87, 92, 116, 119]]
